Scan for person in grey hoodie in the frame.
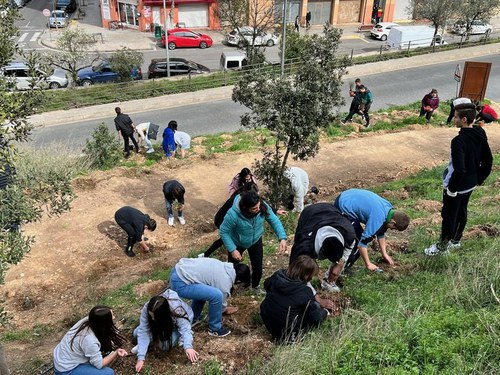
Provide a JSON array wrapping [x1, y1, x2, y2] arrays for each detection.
[[283, 166, 310, 213], [260, 255, 330, 343], [425, 102, 492, 256], [169, 258, 250, 338], [132, 289, 198, 373], [53, 306, 127, 375]]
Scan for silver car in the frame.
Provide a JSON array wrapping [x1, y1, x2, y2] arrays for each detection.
[[2, 62, 68, 90], [225, 27, 279, 47], [48, 10, 69, 28]]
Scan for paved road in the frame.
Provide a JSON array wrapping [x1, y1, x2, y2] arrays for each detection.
[[28, 52, 500, 150]]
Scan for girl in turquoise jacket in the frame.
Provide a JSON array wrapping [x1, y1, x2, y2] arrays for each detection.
[[220, 191, 287, 292]]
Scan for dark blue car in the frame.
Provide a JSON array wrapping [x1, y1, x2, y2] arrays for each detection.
[[76, 62, 142, 86]]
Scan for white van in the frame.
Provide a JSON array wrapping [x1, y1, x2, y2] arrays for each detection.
[[220, 51, 248, 70], [387, 26, 444, 49]]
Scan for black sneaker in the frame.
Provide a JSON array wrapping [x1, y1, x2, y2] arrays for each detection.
[[125, 249, 136, 257], [207, 327, 231, 337]]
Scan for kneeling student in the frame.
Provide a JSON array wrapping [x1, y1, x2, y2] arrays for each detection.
[[260, 255, 331, 343]]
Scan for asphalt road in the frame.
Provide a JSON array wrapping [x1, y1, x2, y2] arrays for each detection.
[[28, 52, 500, 151]]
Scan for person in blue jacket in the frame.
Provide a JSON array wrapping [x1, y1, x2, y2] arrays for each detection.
[[334, 189, 410, 271], [132, 289, 198, 373], [220, 190, 287, 294], [162, 120, 177, 158]]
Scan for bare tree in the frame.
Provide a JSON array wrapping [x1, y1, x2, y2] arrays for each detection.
[[217, 0, 276, 65], [407, 0, 456, 42]]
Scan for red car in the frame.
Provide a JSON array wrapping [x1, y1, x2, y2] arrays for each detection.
[[161, 28, 213, 50]]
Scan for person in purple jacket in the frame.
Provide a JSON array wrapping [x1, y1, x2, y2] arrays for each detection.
[[420, 88, 440, 123]]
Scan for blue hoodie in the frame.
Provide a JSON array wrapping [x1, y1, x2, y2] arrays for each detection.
[[220, 195, 287, 252]]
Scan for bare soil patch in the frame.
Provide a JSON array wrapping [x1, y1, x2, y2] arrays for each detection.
[[2, 124, 500, 374]]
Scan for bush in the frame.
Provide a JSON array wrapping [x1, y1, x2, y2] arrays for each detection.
[[83, 122, 122, 169]]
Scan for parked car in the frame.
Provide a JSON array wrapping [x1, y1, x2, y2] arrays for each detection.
[[76, 61, 142, 86], [48, 10, 69, 28], [453, 20, 492, 35], [220, 50, 248, 70], [56, 0, 76, 13], [225, 27, 279, 47], [370, 22, 399, 41], [1, 62, 68, 90], [161, 28, 213, 50], [147, 58, 210, 79]]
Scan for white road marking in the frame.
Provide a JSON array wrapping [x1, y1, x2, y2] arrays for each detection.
[[18, 32, 28, 42], [30, 32, 41, 42]]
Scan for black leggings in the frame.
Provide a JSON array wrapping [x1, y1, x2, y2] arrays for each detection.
[[204, 238, 224, 257], [117, 221, 137, 252], [228, 237, 263, 288]]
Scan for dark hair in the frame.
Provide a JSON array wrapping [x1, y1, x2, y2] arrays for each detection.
[[431, 88, 438, 94], [234, 263, 251, 287], [393, 211, 410, 231], [358, 84, 365, 90], [237, 181, 259, 195], [147, 295, 189, 351], [70, 306, 125, 353], [172, 186, 183, 200], [168, 120, 178, 131], [454, 103, 476, 125], [287, 255, 318, 282], [115, 107, 121, 115], [322, 236, 344, 263], [239, 190, 267, 216], [145, 216, 157, 231], [355, 78, 361, 83]]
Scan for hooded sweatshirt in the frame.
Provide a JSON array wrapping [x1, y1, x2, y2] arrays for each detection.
[[260, 269, 327, 342], [443, 126, 493, 193], [284, 167, 309, 213], [219, 195, 287, 252], [290, 203, 356, 264]]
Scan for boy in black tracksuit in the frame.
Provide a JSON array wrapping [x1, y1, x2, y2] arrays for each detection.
[[425, 102, 492, 256], [260, 255, 328, 343], [114, 206, 156, 257], [290, 203, 356, 292]]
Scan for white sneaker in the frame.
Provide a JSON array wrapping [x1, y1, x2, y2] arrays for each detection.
[[197, 252, 205, 258], [424, 243, 449, 256], [447, 241, 461, 250], [168, 217, 174, 226], [178, 217, 186, 225], [131, 345, 138, 354], [321, 278, 341, 293], [146, 148, 155, 154]]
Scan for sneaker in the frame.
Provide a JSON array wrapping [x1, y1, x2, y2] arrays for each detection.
[[168, 217, 174, 226], [207, 327, 231, 338], [447, 241, 461, 250], [178, 217, 186, 225], [321, 278, 341, 293], [424, 243, 449, 257], [192, 314, 207, 328], [252, 286, 266, 296], [125, 249, 136, 257], [146, 148, 155, 154], [130, 345, 138, 355], [197, 252, 205, 258]]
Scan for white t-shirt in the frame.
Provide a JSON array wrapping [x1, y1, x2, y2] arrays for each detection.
[[174, 131, 191, 149], [135, 122, 150, 139]]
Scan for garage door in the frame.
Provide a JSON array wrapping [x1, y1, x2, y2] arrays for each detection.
[[307, 0, 332, 25], [178, 3, 208, 28]]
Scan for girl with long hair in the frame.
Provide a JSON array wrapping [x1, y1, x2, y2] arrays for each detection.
[[133, 289, 198, 373], [53, 306, 127, 375], [228, 167, 258, 196]]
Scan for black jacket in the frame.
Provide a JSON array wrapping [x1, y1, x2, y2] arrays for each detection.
[[446, 126, 493, 192], [290, 203, 356, 264], [114, 113, 134, 135], [114, 206, 149, 242], [260, 269, 327, 342], [163, 180, 185, 204]]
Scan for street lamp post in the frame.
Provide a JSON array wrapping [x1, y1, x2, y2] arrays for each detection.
[[162, 0, 170, 76], [280, 0, 287, 76]]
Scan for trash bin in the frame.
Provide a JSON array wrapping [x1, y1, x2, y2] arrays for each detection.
[[154, 24, 162, 38]]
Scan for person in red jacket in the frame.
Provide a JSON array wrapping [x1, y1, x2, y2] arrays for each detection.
[[475, 101, 498, 126], [420, 89, 440, 123]]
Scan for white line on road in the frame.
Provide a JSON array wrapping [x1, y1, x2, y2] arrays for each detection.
[[30, 32, 41, 42], [18, 33, 28, 42]]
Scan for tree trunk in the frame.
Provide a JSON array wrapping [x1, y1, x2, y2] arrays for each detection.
[[0, 344, 9, 375]]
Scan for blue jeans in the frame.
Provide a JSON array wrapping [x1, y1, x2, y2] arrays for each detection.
[[54, 363, 114, 375], [165, 199, 183, 219], [133, 325, 180, 350], [170, 268, 223, 332]]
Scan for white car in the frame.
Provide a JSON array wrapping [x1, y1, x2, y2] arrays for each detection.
[[453, 20, 492, 35], [225, 27, 279, 47], [48, 10, 69, 28], [2, 62, 68, 90], [370, 22, 399, 41]]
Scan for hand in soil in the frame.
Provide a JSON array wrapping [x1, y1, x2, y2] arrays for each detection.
[[223, 306, 239, 315]]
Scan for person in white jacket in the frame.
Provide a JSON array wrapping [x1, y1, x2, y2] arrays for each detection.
[[284, 166, 310, 213], [132, 289, 198, 373]]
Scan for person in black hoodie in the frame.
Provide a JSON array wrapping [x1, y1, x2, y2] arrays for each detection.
[[115, 206, 157, 257], [260, 255, 330, 343], [290, 203, 356, 293], [424, 102, 492, 256]]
